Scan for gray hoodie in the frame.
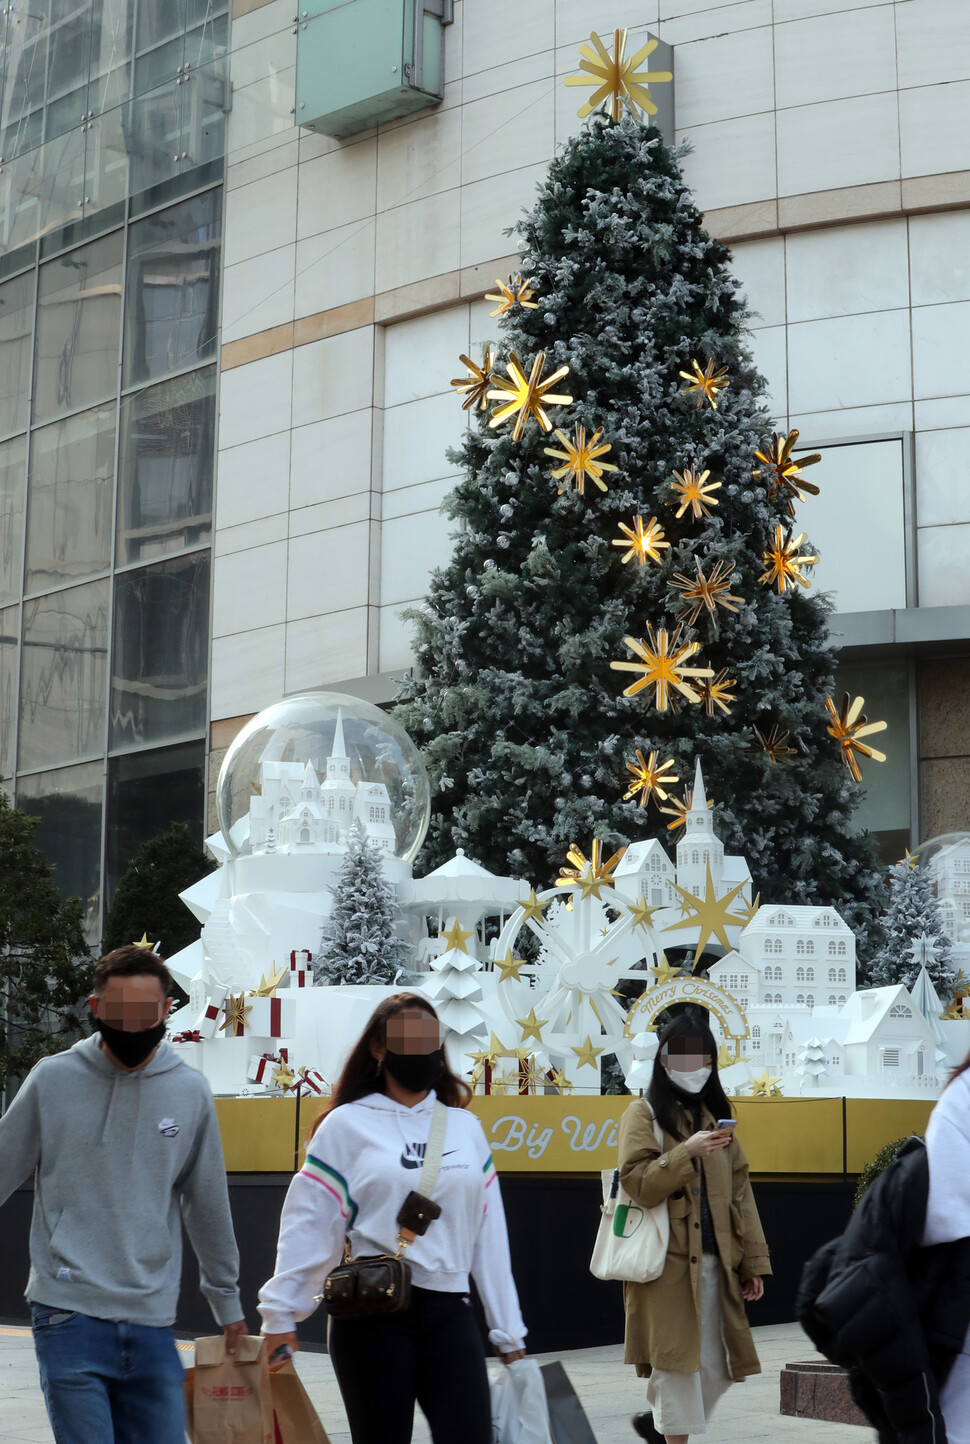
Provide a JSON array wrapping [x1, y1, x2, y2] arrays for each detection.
[[0, 1034, 242, 1328]]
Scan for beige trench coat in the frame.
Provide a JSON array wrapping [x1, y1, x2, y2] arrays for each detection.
[[618, 1097, 772, 1379]]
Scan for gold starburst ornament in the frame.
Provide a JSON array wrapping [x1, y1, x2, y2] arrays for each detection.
[[697, 668, 737, 718], [680, 359, 730, 410], [623, 750, 679, 809], [612, 514, 669, 566], [749, 1067, 783, 1098], [556, 838, 626, 899], [544, 424, 618, 495], [219, 993, 252, 1035], [759, 525, 819, 595], [752, 430, 821, 515], [825, 693, 888, 782], [487, 352, 573, 440], [485, 272, 538, 318], [670, 558, 743, 628], [749, 724, 797, 766], [669, 466, 721, 520], [611, 624, 713, 711], [667, 861, 750, 962], [248, 964, 287, 998], [450, 346, 493, 412], [564, 29, 672, 121]]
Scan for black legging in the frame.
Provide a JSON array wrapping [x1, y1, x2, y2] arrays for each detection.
[[328, 1286, 492, 1444]]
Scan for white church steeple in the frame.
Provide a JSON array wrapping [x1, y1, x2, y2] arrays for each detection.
[[676, 759, 724, 891]]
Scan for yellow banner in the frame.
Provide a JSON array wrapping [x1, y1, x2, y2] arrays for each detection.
[[212, 1093, 936, 1176]]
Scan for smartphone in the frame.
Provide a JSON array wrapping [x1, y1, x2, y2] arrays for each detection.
[[715, 1119, 737, 1131]]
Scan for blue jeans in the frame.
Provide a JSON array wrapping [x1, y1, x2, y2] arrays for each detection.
[[31, 1305, 187, 1444]]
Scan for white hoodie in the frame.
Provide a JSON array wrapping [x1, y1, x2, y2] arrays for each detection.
[[923, 1069, 970, 1443], [258, 1090, 526, 1351]]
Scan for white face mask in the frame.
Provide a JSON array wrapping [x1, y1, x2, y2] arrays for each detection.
[[667, 1065, 712, 1095]]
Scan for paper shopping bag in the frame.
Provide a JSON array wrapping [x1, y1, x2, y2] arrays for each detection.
[[269, 1361, 329, 1444], [189, 1335, 275, 1444], [539, 1362, 597, 1444]]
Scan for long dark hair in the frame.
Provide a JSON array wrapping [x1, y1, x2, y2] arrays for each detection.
[[308, 993, 471, 1140], [647, 1013, 732, 1141]]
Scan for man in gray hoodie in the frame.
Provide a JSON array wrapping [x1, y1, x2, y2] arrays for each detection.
[[0, 943, 246, 1444]]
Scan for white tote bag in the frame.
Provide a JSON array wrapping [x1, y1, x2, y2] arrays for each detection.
[[589, 1103, 669, 1284]]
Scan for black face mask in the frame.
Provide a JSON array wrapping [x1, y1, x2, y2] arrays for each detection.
[[96, 1017, 167, 1069], [383, 1047, 443, 1093]]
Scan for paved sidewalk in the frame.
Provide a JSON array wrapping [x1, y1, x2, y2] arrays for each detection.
[[0, 1320, 875, 1442]]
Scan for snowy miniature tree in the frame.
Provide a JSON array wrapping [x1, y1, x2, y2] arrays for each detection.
[[315, 821, 412, 985], [395, 112, 885, 959], [869, 860, 955, 996]]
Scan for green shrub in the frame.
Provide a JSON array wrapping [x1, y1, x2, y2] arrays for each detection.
[[854, 1136, 922, 1207]]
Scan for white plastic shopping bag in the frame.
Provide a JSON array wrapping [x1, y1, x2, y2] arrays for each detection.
[[489, 1359, 555, 1444]]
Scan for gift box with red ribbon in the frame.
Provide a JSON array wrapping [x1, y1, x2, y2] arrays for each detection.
[[289, 949, 313, 972], [195, 985, 228, 1039], [246, 1050, 289, 1084], [246, 995, 295, 1039], [288, 1066, 329, 1097], [173, 1030, 201, 1044]]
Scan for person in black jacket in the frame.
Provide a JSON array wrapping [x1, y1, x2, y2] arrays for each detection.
[[798, 1135, 970, 1444]]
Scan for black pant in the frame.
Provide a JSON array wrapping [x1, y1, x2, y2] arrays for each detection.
[[328, 1286, 492, 1444]]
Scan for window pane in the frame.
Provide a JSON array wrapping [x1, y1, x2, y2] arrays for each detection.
[[0, 272, 35, 440], [26, 402, 115, 591], [0, 434, 27, 604], [19, 577, 109, 769], [117, 367, 214, 565], [123, 190, 221, 387], [17, 760, 104, 942], [34, 230, 123, 422], [105, 739, 204, 909], [834, 658, 912, 862], [110, 551, 209, 750], [0, 604, 19, 779]]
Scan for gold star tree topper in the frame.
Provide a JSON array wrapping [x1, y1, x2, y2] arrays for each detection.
[[752, 430, 821, 515], [667, 861, 750, 962], [622, 749, 679, 810], [439, 918, 475, 953], [670, 558, 743, 628], [611, 624, 713, 711], [487, 352, 573, 440], [612, 514, 669, 566], [450, 347, 493, 412], [556, 838, 626, 899], [679, 359, 730, 410], [544, 425, 618, 495], [759, 525, 819, 595], [485, 273, 538, 317], [564, 29, 672, 121], [132, 933, 157, 950], [825, 693, 888, 782], [669, 465, 721, 520]]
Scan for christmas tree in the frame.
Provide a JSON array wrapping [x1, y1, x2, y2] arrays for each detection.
[[315, 821, 412, 985], [421, 918, 488, 1063], [395, 107, 885, 958], [102, 822, 215, 962], [869, 860, 954, 996]]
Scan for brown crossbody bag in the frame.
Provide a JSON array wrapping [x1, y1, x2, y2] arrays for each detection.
[[322, 1100, 447, 1321]]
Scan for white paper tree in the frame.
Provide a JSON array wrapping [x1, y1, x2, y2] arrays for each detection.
[[421, 916, 489, 1063], [795, 1037, 829, 1091]]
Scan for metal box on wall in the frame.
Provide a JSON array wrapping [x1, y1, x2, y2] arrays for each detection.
[[296, 0, 454, 139]]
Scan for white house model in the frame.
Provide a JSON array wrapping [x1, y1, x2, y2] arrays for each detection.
[[248, 710, 396, 855]]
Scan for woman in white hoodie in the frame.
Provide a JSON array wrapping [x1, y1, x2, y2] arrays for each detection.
[[923, 1048, 970, 1444], [258, 992, 526, 1443]]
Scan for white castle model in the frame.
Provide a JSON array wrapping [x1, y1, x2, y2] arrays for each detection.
[[249, 711, 396, 856]]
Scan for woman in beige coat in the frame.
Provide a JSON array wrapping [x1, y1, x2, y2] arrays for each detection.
[[618, 1013, 771, 1444]]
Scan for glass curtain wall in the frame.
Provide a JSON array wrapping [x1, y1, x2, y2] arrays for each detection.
[[0, 2, 226, 940]]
